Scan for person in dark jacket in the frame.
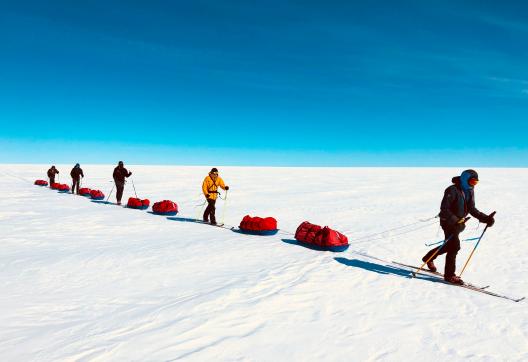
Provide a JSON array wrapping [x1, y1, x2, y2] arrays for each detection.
[[47, 166, 59, 186], [70, 163, 84, 195], [422, 169, 495, 285], [113, 161, 132, 205]]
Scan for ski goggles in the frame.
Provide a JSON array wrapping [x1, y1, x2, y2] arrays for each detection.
[[468, 178, 479, 186]]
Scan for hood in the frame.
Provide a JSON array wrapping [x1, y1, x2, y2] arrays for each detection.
[[460, 169, 478, 191]]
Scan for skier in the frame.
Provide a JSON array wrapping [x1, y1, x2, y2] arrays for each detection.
[[202, 168, 229, 225], [47, 166, 59, 186], [422, 169, 495, 284], [112, 161, 132, 205], [70, 163, 84, 195]]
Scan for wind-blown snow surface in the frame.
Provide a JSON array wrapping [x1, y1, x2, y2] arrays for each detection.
[[1, 165, 527, 361]]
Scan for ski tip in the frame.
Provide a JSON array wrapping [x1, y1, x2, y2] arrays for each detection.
[[515, 297, 526, 303]]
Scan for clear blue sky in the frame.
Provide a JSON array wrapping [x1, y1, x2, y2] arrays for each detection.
[[1, 1, 527, 166]]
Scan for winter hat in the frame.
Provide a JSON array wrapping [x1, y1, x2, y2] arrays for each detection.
[[210, 167, 219, 174], [118, 161, 124, 167], [75, 163, 80, 168], [460, 169, 479, 190]]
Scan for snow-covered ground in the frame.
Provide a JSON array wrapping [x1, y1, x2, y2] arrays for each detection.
[[1, 165, 526, 361]]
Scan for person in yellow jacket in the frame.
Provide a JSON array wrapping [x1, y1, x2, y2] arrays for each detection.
[[202, 168, 229, 225]]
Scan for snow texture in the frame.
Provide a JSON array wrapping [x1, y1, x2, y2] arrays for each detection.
[[1, 165, 527, 361]]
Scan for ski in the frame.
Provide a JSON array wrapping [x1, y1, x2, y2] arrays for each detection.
[[392, 261, 524, 303], [195, 220, 225, 228], [391, 261, 489, 290], [166, 216, 231, 230]]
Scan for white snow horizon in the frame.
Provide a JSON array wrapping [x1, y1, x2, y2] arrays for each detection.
[[1, 165, 526, 361]]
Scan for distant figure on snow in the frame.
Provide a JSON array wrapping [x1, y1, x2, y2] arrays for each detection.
[[113, 161, 132, 205], [422, 169, 495, 285], [70, 163, 84, 195], [47, 165, 59, 186], [202, 168, 229, 225]]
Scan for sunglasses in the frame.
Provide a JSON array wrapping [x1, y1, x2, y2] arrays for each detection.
[[468, 178, 479, 186], [211, 172, 218, 176]]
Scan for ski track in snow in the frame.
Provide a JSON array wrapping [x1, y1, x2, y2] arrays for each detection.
[[1, 165, 527, 361]]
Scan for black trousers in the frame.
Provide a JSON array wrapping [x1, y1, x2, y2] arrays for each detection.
[[72, 178, 80, 194], [203, 198, 217, 224], [423, 225, 462, 278], [49, 177, 55, 186], [115, 182, 125, 203]]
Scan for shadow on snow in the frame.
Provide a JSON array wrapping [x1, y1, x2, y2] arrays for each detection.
[[281, 239, 349, 252], [334, 257, 440, 283]]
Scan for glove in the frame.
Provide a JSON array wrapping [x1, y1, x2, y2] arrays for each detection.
[[129, 171, 133, 176], [225, 186, 229, 191], [453, 217, 467, 233], [486, 215, 495, 227]]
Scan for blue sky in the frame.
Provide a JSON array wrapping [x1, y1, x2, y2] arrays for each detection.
[[1, 0, 527, 166]]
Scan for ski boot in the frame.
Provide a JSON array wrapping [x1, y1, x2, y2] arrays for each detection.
[[444, 275, 464, 285], [421, 257, 437, 273]]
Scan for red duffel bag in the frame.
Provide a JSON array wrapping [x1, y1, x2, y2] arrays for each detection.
[[50, 182, 60, 189], [127, 197, 150, 210], [239, 215, 278, 235], [152, 200, 178, 215], [79, 187, 92, 196], [294, 221, 349, 252], [34, 179, 48, 186], [90, 190, 105, 200]]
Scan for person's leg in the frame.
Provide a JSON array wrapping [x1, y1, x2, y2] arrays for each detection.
[[203, 199, 215, 222], [209, 199, 217, 224], [50, 177, 55, 186], [444, 232, 461, 278], [203, 201, 211, 222], [116, 184, 124, 204], [423, 232, 450, 262]]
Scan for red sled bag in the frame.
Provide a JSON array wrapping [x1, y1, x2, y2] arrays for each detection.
[[79, 187, 92, 196], [152, 200, 178, 215], [34, 179, 48, 186], [56, 184, 70, 192], [294, 221, 349, 252], [50, 183, 60, 190], [239, 215, 278, 235], [295, 221, 322, 244], [90, 190, 105, 200], [314, 227, 349, 250], [127, 197, 150, 210]]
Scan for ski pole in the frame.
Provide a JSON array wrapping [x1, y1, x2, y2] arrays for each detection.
[[425, 236, 480, 247], [195, 200, 206, 220], [458, 211, 496, 278], [131, 178, 138, 198], [221, 190, 228, 225], [106, 183, 115, 203]]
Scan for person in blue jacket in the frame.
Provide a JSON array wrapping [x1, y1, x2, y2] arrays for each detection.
[[422, 170, 495, 285]]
